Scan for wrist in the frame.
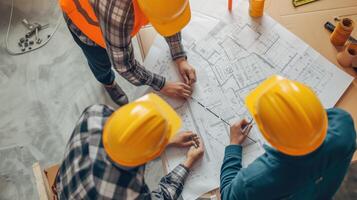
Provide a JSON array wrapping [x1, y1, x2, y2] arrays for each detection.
[[230, 137, 245, 145], [183, 159, 194, 169], [230, 142, 244, 145], [175, 57, 187, 66], [230, 140, 241, 145], [166, 140, 177, 148], [160, 81, 168, 91], [153, 75, 166, 91]]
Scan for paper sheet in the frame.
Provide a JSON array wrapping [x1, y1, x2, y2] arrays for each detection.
[[142, 2, 354, 199]]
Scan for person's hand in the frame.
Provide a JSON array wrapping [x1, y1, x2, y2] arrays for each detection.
[[160, 81, 192, 99], [230, 119, 253, 145], [168, 131, 198, 148], [183, 137, 204, 169], [175, 58, 196, 86]]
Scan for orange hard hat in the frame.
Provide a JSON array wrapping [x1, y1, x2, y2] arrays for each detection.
[[245, 75, 328, 156], [103, 93, 181, 167]]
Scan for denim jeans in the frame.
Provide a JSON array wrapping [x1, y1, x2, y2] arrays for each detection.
[[69, 30, 115, 85]]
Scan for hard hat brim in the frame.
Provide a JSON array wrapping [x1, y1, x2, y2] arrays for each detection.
[[149, 3, 191, 37]]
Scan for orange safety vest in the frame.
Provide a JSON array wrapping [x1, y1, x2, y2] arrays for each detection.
[[59, 0, 149, 48]]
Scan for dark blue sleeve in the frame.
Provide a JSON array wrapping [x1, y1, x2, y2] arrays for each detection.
[[325, 108, 356, 157], [220, 145, 246, 200], [318, 108, 356, 198]]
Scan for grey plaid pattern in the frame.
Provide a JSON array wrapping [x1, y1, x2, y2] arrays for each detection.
[[64, 0, 187, 91], [55, 104, 189, 200]]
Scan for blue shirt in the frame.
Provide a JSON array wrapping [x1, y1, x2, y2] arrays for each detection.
[[220, 108, 356, 200]]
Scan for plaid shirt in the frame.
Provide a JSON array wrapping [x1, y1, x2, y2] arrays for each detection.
[[64, 0, 187, 91], [55, 105, 189, 200]]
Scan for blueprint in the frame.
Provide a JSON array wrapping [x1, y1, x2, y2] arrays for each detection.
[[141, 2, 354, 199]]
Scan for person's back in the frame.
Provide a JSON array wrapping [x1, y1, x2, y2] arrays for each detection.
[[55, 94, 205, 199], [221, 108, 356, 199], [220, 76, 356, 200]]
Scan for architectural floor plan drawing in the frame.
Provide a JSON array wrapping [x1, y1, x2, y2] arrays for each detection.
[[141, 2, 354, 199]]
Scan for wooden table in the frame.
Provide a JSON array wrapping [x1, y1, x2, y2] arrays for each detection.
[[135, 0, 357, 198], [137, 0, 357, 155], [265, 0, 357, 163], [266, 0, 357, 127]]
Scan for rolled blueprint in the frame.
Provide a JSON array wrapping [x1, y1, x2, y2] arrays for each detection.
[[330, 18, 355, 46]]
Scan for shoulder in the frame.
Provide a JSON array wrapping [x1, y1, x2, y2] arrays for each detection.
[[229, 153, 283, 198], [324, 108, 356, 155], [326, 108, 355, 139], [240, 153, 277, 181], [327, 108, 353, 121], [75, 104, 114, 136], [61, 104, 115, 170], [70, 104, 115, 157], [56, 105, 117, 198], [83, 104, 115, 116]]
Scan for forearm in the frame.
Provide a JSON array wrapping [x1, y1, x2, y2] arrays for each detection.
[[95, 0, 166, 91], [116, 59, 165, 90], [220, 145, 243, 197], [109, 44, 166, 91], [151, 164, 189, 200], [164, 32, 187, 60]]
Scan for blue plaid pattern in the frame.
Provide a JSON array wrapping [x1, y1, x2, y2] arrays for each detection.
[[55, 105, 189, 199]]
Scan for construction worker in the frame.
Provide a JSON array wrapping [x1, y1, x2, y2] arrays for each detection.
[[55, 93, 204, 199], [220, 75, 356, 200], [60, 0, 196, 105]]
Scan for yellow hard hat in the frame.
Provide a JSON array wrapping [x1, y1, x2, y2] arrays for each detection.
[[245, 75, 328, 156], [137, 0, 191, 36], [103, 93, 181, 167]]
